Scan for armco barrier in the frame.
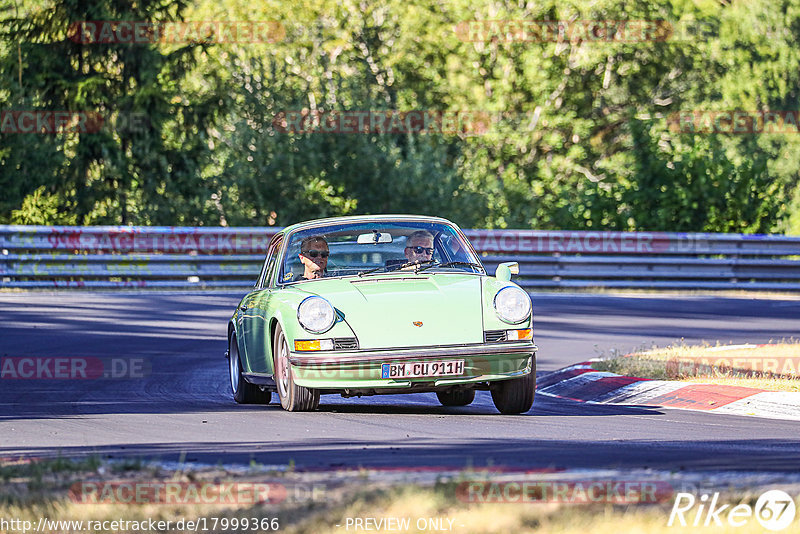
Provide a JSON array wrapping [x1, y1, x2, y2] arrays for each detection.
[[1, 226, 800, 290]]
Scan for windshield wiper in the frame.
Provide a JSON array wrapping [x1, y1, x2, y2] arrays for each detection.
[[357, 266, 385, 277], [359, 259, 437, 276], [390, 259, 435, 272], [418, 261, 484, 273]]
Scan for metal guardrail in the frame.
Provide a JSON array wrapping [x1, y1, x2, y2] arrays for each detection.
[[1, 225, 800, 290]]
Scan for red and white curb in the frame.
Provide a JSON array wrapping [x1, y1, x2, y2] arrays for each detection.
[[538, 362, 800, 421]]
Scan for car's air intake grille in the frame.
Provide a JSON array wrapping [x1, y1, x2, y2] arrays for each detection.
[[334, 338, 359, 350], [484, 330, 507, 343]]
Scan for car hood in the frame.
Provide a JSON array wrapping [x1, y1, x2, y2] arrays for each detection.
[[293, 274, 484, 349]]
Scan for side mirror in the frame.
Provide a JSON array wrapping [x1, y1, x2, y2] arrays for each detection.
[[495, 262, 519, 281]]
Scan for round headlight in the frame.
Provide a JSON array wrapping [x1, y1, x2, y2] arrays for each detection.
[[493, 286, 531, 324], [297, 296, 336, 333]]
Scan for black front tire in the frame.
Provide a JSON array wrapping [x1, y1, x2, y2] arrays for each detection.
[[229, 333, 271, 405], [436, 388, 475, 406], [490, 359, 536, 415], [273, 324, 320, 412]]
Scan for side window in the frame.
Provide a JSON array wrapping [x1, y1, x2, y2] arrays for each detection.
[[440, 232, 466, 262], [257, 236, 283, 289], [264, 237, 285, 288]]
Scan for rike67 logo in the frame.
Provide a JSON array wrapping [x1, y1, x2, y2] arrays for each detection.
[[668, 490, 797, 531]]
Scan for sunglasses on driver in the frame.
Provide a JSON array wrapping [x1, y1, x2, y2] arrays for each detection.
[[405, 246, 434, 255], [302, 250, 329, 258]]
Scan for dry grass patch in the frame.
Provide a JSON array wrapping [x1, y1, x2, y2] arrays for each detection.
[[592, 342, 800, 392], [3, 460, 799, 533]]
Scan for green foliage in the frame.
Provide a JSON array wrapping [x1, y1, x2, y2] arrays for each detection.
[[11, 185, 76, 224], [0, 0, 228, 225], [1, 0, 799, 231], [628, 120, 781, 232]]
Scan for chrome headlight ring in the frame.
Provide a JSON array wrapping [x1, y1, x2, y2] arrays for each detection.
[[493, 286, 532, 324], [297, 296, 336, 334]]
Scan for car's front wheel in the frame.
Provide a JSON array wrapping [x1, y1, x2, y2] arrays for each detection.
[[229, 333, 271, 404], [273, 324, 320, 412], [490, 360, 536, 415], [436, 388, 475, 406]]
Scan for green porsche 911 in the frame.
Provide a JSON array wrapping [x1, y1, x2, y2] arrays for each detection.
[[226, 215, 537, 414]]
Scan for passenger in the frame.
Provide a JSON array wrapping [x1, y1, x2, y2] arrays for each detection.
[[404, 230, 434, 265], [297, 236, 329, 280]]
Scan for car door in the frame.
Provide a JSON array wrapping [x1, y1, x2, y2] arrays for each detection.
[[241, 234, 283, 374]]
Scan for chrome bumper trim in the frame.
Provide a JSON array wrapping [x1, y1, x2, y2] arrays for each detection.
[[288, 343, 537, 366]]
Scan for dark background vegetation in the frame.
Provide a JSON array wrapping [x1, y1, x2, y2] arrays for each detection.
[[1, 0, 799, 233]]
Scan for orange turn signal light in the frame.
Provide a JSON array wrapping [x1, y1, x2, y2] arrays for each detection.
[[507, 329, 532, 341], [294, 339, 334, 351], [295, 340, 320, 351]]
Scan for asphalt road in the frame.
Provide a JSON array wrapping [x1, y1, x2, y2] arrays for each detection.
[[1, 291, 799, 472]]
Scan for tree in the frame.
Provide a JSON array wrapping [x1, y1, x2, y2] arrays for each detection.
[[2, 0, 799, 232], [0, 0, 229, 224]]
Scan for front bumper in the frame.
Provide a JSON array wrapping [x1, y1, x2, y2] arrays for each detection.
[[288, 342, 536, 390]]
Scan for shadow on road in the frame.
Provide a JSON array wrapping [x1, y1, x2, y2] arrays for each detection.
[[3, 437, 800, 473]]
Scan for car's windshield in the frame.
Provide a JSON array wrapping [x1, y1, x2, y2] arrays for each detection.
[[278, 221, 484, 284]]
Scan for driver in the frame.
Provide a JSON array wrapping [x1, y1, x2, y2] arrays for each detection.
[[404, 230, 434, 265], [297, 235, 329, 280]]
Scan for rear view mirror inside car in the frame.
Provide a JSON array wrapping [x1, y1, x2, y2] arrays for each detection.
[[356, 232, 393, 244]]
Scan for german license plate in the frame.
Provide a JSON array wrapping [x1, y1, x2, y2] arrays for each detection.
[[381, 360, 465, 379]]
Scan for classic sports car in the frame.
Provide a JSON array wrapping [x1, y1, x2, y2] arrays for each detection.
[[226, 215, 537, 414]]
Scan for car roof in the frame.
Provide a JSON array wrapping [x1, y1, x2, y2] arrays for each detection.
[[280, 214, 459, 235]]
